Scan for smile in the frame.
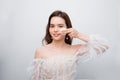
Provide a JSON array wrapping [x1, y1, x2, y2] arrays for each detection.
[[53, 34, 61, 37]]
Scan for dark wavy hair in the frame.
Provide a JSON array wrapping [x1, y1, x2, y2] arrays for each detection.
[[42, 10, 73, 45]]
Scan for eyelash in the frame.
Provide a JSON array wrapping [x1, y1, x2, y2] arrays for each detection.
[[50, 26, 64, 28], [59, 26, 63, 28], [50, 26, 54, 28]]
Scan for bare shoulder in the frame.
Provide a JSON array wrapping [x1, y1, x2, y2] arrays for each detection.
[[34, 46, 46, 59], [71, 44, 88, 53]]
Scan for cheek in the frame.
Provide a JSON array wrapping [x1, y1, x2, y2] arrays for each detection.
[[49, 28, 53, 35]]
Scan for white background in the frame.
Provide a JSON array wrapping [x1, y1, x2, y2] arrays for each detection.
[[0, 0, 120, 80]]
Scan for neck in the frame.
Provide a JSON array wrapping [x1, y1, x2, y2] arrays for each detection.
[[50, 40, 68, 48]]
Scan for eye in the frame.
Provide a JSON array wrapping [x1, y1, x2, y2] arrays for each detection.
[[59, 26, 64, 28], [50, 25, 54, 28]]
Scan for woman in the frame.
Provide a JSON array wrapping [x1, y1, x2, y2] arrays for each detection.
[[28, 10, 109, 80]]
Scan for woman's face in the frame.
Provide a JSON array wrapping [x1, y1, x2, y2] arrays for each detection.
[[49, 16, 67, 41]]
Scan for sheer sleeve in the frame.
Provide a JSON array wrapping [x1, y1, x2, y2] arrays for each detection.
[[75, 34, 109, 63], [27, 59, 43, 80]]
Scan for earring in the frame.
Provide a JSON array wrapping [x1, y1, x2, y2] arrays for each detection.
[[66, 36, 69, 40]]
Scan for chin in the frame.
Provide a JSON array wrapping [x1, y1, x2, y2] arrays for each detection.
[[52, 37, 64, 41], [53, 38, 62, 41]]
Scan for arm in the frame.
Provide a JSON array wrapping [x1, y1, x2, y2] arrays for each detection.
[[76, 33, 109, 54], [66, 28, 109, 54], [65, 28, 109, 62], [27, 59, 42, 80], [75, 34, 109, 63], [28, 49, 43, 80], [32, 60, 41, 80]]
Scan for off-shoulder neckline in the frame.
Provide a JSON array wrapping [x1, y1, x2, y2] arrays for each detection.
[[33, 45, 88, 61], [33, 55, 76, 61]]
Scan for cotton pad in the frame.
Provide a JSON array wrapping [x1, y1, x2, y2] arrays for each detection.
[[60, 28, 66, 31], [60, 28, 67, 35]]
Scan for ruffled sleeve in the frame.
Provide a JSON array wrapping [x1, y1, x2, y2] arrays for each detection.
[[75, 34, 109, 63], [27, 59, 43, 80]]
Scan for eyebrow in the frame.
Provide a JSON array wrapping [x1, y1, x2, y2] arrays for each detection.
[[50, 24, 64, 26]]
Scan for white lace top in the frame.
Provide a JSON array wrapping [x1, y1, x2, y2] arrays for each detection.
[[27, 35, 109, 80]]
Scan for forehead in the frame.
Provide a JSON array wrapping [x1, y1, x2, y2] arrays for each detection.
[[50, 16, 65, 24]]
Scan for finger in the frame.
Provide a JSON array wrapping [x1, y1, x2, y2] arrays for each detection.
[[66, 28, 72, 34], [68, 33, 73, 38]]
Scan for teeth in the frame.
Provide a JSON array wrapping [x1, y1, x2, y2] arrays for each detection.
[[53, 34, 59, 37]]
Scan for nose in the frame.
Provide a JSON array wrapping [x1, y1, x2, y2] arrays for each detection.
[[54, 27, 59, 32]]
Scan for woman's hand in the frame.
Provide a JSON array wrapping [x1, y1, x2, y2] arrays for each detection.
[[60, 28, 89, 42], [66, 28, 79, 38]]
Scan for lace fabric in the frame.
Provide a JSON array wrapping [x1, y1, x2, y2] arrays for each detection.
[[75, 34, 109, 63], [27, 34, 109, 80], [28, 56, 76, 80]]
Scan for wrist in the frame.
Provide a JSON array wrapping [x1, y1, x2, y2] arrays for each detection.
[[77, 32, 89, 42]]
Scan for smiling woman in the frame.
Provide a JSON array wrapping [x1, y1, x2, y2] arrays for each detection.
[[42, 10, 73, 45], [49, 16, 67, 41], [28, 10, 109, 80]]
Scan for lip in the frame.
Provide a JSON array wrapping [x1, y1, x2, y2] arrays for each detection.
[[53, 34, 61, 37]]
